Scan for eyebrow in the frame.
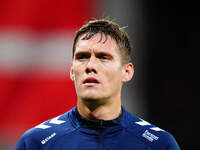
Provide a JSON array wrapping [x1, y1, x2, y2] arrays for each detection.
[[74, 51, 113, 59], [95, 52, 113, 58]]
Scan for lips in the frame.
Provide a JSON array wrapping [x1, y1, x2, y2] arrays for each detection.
[[83, 77, 100, 85]]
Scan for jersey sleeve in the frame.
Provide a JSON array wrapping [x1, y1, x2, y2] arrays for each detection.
[[14, 134, 26, 150], [133, 117, 180, 150], [14, 129, 39, 150], [165, 133, 180, 150]]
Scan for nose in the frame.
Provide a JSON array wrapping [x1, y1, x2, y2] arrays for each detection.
[[85, 56, 97, 74]]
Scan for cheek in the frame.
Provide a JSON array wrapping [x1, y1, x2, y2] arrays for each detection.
[[73, 64, 84, 81], [103, 64, 122, 81]]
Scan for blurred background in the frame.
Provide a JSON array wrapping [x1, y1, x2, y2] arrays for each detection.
[[0, 0, 199, 149]]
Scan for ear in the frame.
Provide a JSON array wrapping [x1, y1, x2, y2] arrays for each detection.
[[121, 63, 134, 83], [70, 66, 75, 81]]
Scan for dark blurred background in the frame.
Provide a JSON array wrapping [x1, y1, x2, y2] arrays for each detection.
[[0, 0, 199, 149], [145, 1, 199, 149]]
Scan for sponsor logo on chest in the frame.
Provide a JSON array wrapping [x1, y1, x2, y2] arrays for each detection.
[[142, 130, 159, 142], [41, 132, 56, 144]]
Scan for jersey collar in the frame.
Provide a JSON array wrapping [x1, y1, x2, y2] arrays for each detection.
[[70, 106, 127, 129]]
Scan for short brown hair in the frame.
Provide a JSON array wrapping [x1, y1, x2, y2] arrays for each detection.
[[72, 19, 132, 64]]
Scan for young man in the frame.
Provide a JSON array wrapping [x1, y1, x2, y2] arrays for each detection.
[[14, 19, 180, 150]]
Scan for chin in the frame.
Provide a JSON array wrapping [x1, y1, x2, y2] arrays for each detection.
[[81, 90, 100, 98], [81, 95, 101, 101], [80, 93, 106, 101]]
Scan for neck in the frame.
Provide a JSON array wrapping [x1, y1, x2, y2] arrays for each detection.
[[77, 98, 122, 120]]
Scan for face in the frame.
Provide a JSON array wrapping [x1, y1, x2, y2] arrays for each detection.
[[70, 33, 133, 102]]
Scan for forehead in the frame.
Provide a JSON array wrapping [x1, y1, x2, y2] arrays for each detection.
[[75, 33, 120, 55]]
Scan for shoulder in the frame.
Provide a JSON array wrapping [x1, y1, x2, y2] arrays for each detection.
[[14, 108, 76, 150], [124, 111, 180, 150]]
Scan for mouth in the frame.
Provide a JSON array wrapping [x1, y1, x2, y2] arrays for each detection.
[[83, 77, 100, 86]]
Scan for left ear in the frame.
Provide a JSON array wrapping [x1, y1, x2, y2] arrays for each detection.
[[121, 63, 134, 83]]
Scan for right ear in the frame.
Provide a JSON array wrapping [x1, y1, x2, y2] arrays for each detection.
[[70, 66, 74, 81]]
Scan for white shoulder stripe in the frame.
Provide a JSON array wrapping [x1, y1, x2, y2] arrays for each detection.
[[35, 116, 66, 129], [150, 127, 164, 131], [135, 120, 151, 126], [49, 116, 66, 124], [35, 123, 51, 129]]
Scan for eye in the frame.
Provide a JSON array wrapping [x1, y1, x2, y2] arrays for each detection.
[[98, 54, 110, 60], [76, 53, 90, 60]]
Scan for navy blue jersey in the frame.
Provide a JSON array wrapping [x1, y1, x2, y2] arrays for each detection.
[[14, 106, 180, 150]]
